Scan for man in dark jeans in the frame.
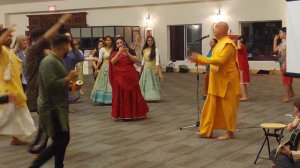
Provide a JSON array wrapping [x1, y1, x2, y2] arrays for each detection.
[[270, 146, 300, 168], [29, 33, 77, 168]]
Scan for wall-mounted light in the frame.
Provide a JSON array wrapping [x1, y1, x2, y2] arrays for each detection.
[[212, 8, 227, 23], [145, 14, 151, 27], [217, 9, 221, 16]]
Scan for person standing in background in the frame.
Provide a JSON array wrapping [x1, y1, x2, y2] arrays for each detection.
[[237, 36, 250, 101], [131, 34, 143, 73], [63, 32, 98, 102], [203, 38, 217, 100], [273, 27, 295, 102], [92, 40, 105, 79], [63, 32, 85, 102], [13, 34, 29, 91], [73, 40, 85, 95]]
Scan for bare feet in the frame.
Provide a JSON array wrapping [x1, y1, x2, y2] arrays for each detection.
[[239, 97, 249, 101], [217, 132, 234, 140], [10, 137, 28, 145], [291, 92, 295, 97], [31, 154, 39, 160], [282, 97, 291, 102], [69, 109, 75, 113], [195, 132, 213, 138]]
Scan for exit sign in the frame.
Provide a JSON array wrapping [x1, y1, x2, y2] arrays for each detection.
[[48, 5, 56, 11]]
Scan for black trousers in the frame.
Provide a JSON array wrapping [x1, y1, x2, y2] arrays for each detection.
[[270, 149, 300, 168], [29, 131, 70, 168], [30, 112, 70, 168], [28, 124, 49, 154]]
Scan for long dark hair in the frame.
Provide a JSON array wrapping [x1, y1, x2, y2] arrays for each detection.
[[93, 40, 105, 57], [280, 27, 286, 33], [64, 32, 76, 53], [237, 36, 245, 44], [104, 35, 114, 48], [113, 36, 135, 55], [142, 36, 156, 60]]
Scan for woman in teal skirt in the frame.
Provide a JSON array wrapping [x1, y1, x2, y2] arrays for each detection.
[[90, 36, 113, 104], [139, 36, 162, 101]]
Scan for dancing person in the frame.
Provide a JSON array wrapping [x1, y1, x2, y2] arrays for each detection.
[[29, 34, 78, 168], [63, 32, 84, 102], [92, 40, 105, 79], [90, 36, 113, 104], [0, 26, 36, 145], [63, 32, 97, 102], [131, 34, 143, 73], [203, 38, 217, 100], [270, 98, 300, 168], [73, 40, 84, 95], [13, 34, 29, 91], [237, 36, 250, 101], [26, 14, 72, 157], [188, 22, 240, 140], [273, 27, 294, 102], [139, 36, 162, 101], [109, 36, 149, 120]]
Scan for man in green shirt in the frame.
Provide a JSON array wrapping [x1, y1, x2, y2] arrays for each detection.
[[29, 34, 78, 168]]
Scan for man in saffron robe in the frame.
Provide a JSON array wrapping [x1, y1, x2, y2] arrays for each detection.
[[188, 22, 240, 140]]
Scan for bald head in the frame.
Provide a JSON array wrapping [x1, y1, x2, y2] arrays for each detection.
[[213, 22, 229, 39]]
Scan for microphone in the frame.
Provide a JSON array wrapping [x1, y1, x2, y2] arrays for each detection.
[[195, 35, 210, 41]]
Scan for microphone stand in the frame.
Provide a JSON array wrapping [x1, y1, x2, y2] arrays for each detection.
[[179, 62, 201, 130], [179, 36, 209, 130]]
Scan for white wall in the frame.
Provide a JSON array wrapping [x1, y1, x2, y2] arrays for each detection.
[[1, 0, 286, 70]]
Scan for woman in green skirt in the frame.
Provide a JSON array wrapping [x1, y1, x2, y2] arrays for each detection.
[[139, 36, 162, 101], [90, 36, 113, 104]]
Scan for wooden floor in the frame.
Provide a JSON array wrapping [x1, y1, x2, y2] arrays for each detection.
[[0, 73, 299, 168]]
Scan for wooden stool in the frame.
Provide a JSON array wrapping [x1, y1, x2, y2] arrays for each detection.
[[254, 123, 286, 164]]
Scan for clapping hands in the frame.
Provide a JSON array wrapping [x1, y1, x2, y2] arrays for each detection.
[[187, 52, 200, 63]]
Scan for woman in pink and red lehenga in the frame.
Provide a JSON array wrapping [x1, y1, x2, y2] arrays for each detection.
[[109, 37, 149, 120]]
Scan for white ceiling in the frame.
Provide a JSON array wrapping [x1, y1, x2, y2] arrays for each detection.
[[0, 0, 62, 5]]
